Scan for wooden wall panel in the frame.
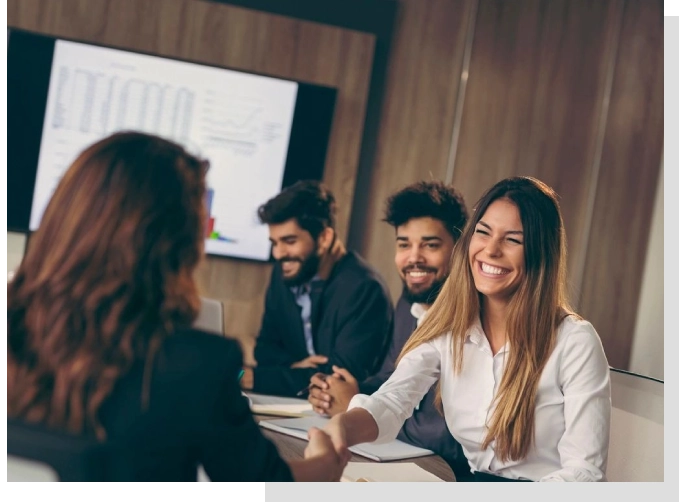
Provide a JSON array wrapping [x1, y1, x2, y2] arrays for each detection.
[[358, 0, 475, 302], [292, 24, 375, 235], [579, 0, 664, 369], [184, 2, 299, 78], [451, 0, 623, 306], [7, 0, 375, 361], [350, 0, 661, 371]]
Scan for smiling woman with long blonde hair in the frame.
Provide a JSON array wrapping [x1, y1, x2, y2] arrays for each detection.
[[7, 131, 346, 481], [322, 176, 611, 482]]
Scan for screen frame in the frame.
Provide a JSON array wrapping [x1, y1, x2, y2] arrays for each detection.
[[7, 27, 338, 264]]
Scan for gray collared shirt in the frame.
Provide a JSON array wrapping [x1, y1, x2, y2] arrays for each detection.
[[291, 276, 323, 356]]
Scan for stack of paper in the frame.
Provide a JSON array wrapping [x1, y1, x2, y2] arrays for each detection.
[[244, 392, 315, 418], [341, 462, 444, 482], [258, 416, 434, 461]]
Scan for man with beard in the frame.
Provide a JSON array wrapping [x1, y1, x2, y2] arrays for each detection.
[[239, 180, 393, 397], [307, 180, 471, 478]]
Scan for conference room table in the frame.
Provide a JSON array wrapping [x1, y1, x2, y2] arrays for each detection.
[[255, 414, 456, 482]]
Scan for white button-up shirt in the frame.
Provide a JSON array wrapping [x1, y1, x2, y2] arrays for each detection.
[[348, 316, 611, 481]]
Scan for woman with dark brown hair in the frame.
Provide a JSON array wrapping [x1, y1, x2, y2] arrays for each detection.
[[7, 131, 346, 482]]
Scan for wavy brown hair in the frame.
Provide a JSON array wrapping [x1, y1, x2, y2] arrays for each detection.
[[7, 131, 208, 440], [399, 176, 576, 462]]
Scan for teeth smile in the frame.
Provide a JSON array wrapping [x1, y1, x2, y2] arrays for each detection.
[[408, 271, 429, 277], [481, 262, 508, 275]]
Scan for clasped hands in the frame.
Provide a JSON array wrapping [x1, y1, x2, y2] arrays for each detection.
[[307, 365, 359, 416]]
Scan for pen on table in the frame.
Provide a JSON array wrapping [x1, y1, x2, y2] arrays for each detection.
[[296, 369, 344, 397], [296, 384, 312, 398]]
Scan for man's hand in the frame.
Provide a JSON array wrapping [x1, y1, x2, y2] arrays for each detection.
[[307, 372, 331, 415], [325, 366, 359, 416], [308, 365, 359, 416], [291, 354, 328, 369], [239, 366, 254, 390]]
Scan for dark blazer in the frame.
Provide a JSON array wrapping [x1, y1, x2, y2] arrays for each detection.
[[359, 297, 471, 479], [95, 329, 294, 481], [253, 251, 394, 397]]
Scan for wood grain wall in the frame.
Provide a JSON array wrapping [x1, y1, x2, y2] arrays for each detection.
[[7, 0, 375, 361], [578, 0, 664, 369], [450, 0, 623, 303], [359, 0, 663, 370], [9, 0, 663, 371]]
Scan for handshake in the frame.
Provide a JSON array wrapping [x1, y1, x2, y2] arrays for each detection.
[[296, 365, 365, 481], [298, 405, 379, 482], [301, 415, 351, 482]]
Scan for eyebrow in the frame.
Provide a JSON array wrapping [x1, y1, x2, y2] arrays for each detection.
[[396, 236, 444, 241], [476, 221, 523, 235], [270, 234, 299, 243]]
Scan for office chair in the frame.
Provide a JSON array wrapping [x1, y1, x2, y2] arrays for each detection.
[[193, 296, 225, 335], [7, 456, 59, 482], [7, 419, 209, 488], [606, 368, 664, 482], [7, 231, 26, 282], [7, 419, 132, 481]]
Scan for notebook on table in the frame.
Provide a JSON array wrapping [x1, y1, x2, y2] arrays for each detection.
[[258, 416, 434, 462], [243, 392, 315, 418], [341, 462, 444, 482]]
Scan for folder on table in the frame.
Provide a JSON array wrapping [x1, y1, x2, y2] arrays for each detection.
[[258, 416, 434, 462]]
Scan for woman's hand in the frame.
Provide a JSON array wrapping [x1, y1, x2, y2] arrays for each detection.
[[303, 427, 349, 481], [292, 410, 377, 481], [322, 414, 351, 462]]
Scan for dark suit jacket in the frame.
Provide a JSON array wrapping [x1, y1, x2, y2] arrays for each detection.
[[253, 251, 394, 396], [96, 329, 294, 481], [358, 297, 471, 479]]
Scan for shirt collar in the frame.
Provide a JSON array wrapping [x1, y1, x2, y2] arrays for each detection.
[[466, 318, 510, 354], [466, 319, 483, 345], [290, 275, 323, 297], [410, 303, 428, 325]]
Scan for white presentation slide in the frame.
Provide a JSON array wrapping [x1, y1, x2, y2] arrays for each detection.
[[30, 40, 298, 261]]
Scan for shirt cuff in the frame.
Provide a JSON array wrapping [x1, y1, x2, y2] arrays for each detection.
[[348, 393, 404, 444]]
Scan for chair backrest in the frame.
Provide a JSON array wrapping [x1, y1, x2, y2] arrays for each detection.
[[7, 456, 59, 482], [7, 419, 132, 481], [197, 466, 211, 482], [606, 368, 664, 482], [193, 297, 224, 335], [7, 231, 27, 282]]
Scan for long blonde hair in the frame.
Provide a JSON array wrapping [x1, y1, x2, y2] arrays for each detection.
[[399, 176, 575, 462], [8, 132, 208, 440]]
